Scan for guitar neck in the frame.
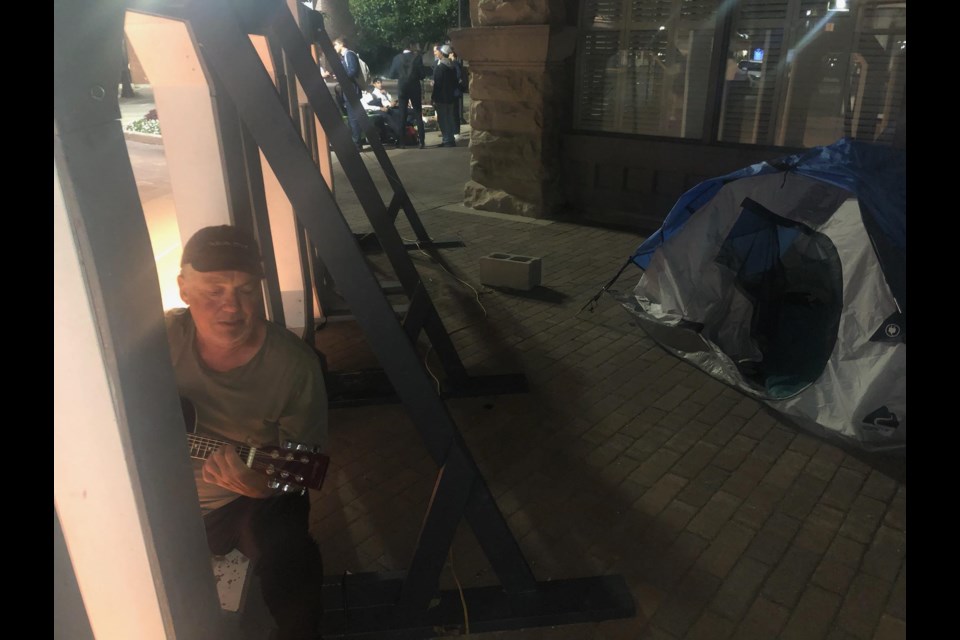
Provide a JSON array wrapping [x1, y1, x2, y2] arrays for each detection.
[[179, 396, 329, 493], [186, 433, 251, 462]]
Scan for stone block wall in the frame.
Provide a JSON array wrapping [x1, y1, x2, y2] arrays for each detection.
[[462, 62, 570, 217], [475, 0, 565, 25], [451, 16, 576, 219]]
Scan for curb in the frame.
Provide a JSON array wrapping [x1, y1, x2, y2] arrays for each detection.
[[124, 131, 163, 145]]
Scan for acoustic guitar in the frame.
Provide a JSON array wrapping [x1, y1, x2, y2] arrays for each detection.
[[180, 397, 330, 494]]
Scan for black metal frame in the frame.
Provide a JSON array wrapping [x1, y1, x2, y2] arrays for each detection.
[[264, 2, 528, 404], [63, 0, 635, 635]]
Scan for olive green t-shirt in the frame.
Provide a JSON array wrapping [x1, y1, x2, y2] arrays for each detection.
[[165, 308, 328, 514]]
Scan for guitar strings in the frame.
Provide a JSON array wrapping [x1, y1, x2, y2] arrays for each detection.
[[187, 435, 317, 467]]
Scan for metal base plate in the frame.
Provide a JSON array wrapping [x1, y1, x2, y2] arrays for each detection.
[[320, 571, 636, 639], [354, 232, 466, 253], [441, 373, 530, 399], [326, 370, 530, 408]]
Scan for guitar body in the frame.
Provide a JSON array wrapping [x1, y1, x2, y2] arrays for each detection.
[[179, 396, 330, 494]]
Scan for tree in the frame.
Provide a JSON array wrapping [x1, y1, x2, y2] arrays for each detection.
[[348, 0, 458, 70], [316, 0, 357, 45], [120, 37, 136, 98]]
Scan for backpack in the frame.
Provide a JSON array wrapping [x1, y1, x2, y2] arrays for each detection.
[[403, 124, 419, 145], [357, 55, 372, 88]]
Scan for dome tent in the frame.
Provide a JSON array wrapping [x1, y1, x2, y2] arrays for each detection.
[[608, 138, 905, 452]]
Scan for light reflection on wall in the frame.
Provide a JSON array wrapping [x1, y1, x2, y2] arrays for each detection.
[[141, 186, 184, 311]]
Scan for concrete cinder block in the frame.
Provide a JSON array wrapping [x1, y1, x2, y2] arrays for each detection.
[[479, 252, 542, 290]]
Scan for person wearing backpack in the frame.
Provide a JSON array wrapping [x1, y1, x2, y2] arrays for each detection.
[[332, 36, 365, 151], [387, 40, 427, 149]]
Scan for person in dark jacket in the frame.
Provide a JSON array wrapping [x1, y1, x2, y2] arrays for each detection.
[[449, 48, 467, 127], [332, 36, 364, 151], [431, 44, 459, 147], [387, 40, 427, 149]]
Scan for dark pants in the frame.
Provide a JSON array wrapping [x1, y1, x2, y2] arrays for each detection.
[[384, 108, 404, 140], [457, 93, 470, 124], [369, 109, 402, 143], [456, 94, 467, 124], [398, 90, 425, 147], [205, 493, 323, 640], [345, 103, 363, 147], [340, 84, 363, 147], [436, 102, 457, 146]]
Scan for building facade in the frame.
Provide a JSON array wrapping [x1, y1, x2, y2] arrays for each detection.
[[454, 0, 905, 230]]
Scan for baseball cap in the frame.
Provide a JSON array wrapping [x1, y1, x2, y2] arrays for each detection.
[[180, 225, 264, 277], [440, 44, 452, 55]]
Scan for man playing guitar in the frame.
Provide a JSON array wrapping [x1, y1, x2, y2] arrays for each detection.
[[166, 225, 328, 640]]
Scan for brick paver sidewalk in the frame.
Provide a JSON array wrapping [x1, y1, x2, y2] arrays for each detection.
[[309, 146, 906, 640]]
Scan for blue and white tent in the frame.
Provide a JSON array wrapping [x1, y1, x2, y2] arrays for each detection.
[[610, 138, 905, 452]]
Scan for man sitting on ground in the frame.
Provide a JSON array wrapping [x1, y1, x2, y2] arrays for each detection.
[[166, 225, 328, 640]]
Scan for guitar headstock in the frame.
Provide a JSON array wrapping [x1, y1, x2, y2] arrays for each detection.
[[256, 441, 330, 494], [180, 396, 330, 494]]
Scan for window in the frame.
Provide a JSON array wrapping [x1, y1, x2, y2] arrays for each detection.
[[575, 0, 906, 148], [575, 0, 720, 138]]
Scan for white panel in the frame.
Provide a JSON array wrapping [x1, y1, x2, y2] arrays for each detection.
[[54, 162, 168, 640], [249, 33, 310, 329], [125, 12, 232, 244]]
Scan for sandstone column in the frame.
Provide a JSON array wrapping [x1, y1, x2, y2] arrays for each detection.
[[451, 1, 576, 218]]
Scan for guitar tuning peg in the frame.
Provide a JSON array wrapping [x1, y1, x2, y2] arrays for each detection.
[[274, 482, 307, 496], [283, 440, 322, 454], [267, 479, 281, 490]]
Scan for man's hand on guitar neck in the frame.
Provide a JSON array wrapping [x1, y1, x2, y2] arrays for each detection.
[[202, 445, 278, 499]]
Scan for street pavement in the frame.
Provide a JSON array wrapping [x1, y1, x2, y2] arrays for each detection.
[[121, 84, 906, 640]]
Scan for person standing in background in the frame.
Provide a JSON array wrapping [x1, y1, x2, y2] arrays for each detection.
[[449, 48, 467, 128], [387, 40, 428, 149], [431, 44, 458, 148], [332, 36, 364, 151]]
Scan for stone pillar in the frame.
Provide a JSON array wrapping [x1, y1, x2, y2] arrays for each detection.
[[451, 1, 576, 218]]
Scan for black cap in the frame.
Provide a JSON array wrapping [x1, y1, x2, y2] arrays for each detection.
[[180, 225, 264, 277]]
